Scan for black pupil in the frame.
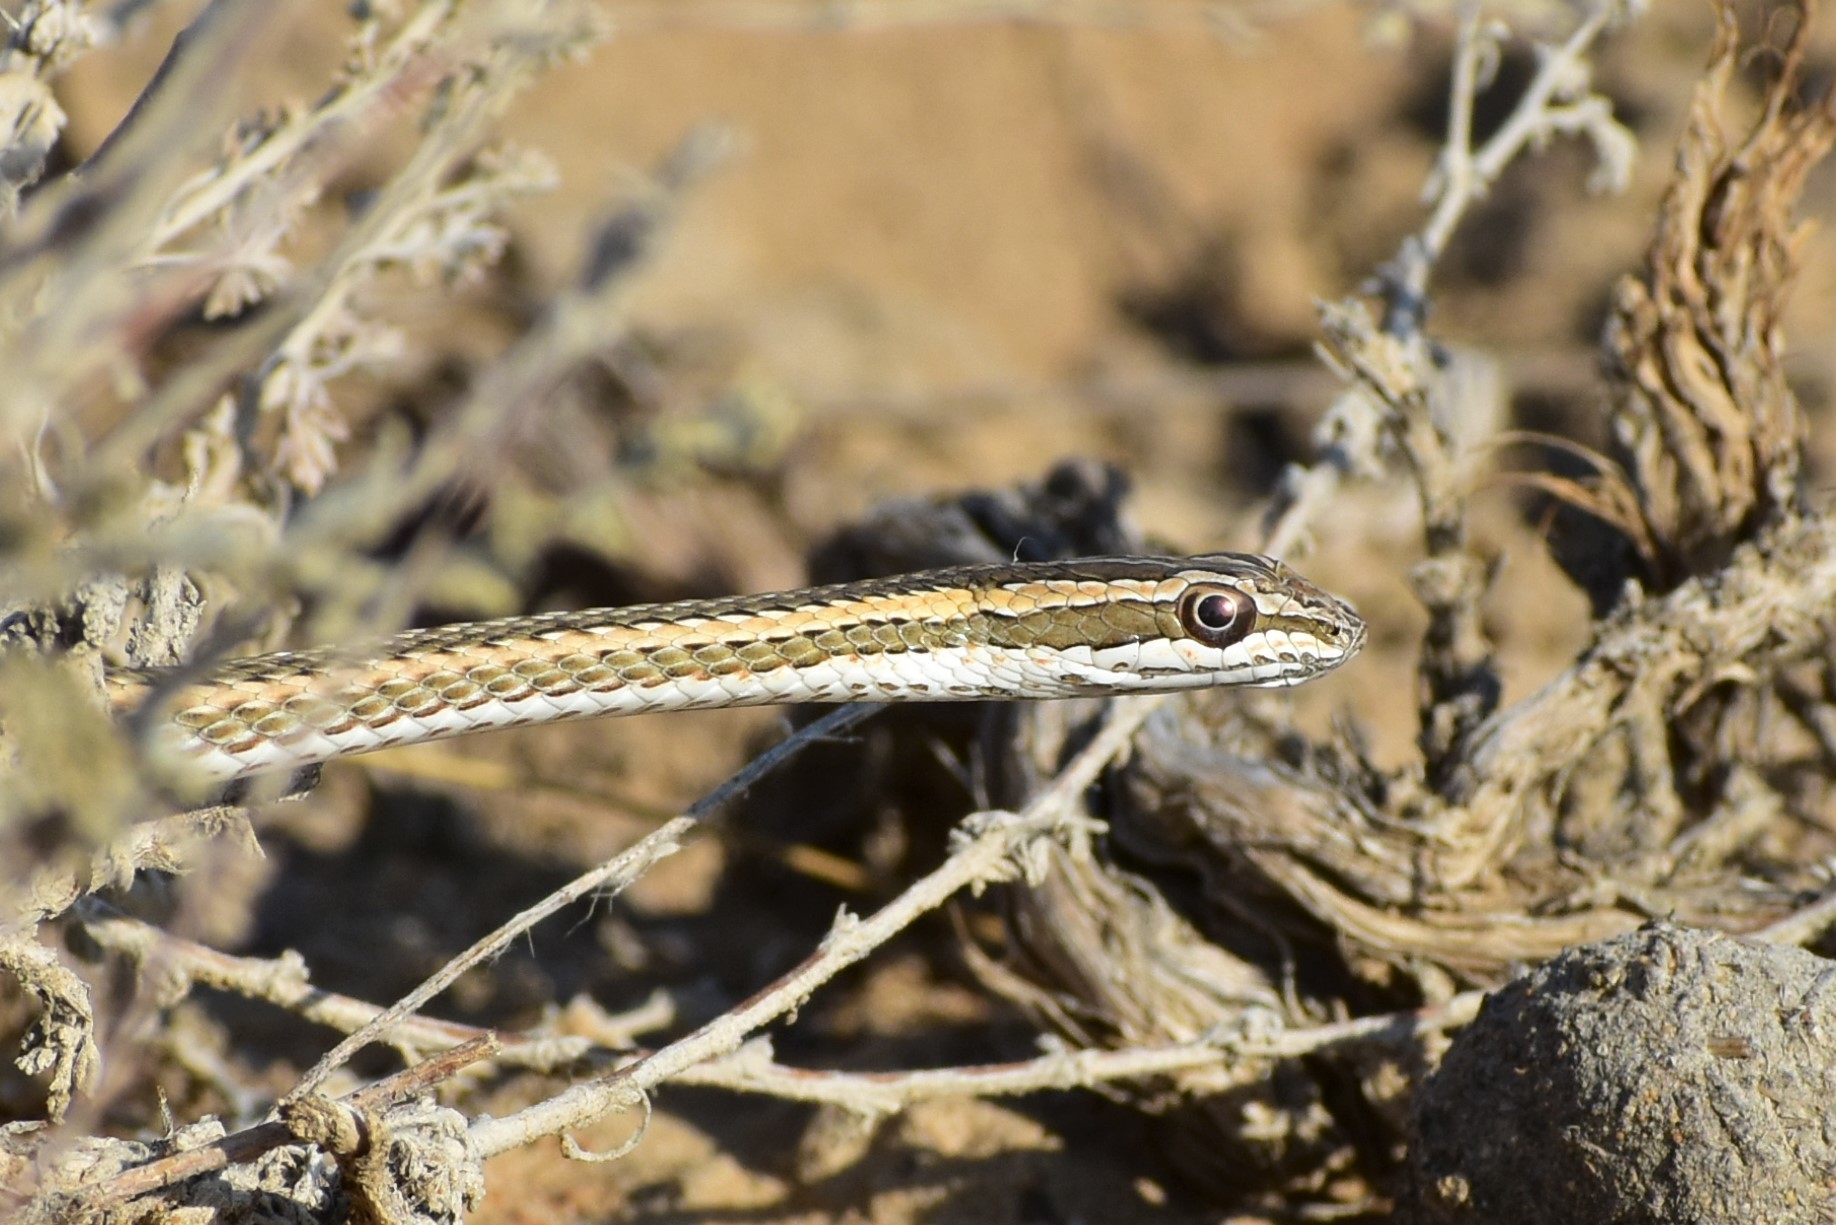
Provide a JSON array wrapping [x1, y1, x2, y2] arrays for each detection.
[[1195, 594, 1239, 630], [1180, 588, 1254, 645]]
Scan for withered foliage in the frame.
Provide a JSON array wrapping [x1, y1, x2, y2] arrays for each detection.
[[975, 5, 1836, 1211], [1605, 9, 1835, 588]]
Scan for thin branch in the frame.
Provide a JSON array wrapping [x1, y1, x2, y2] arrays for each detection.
[[469, 695, 1167, 1157], [85, 1035, 500, 1209], [77, 910, 672, 1069], [286, 703, 878, 1099], [1397, 2, 1630, 322], [665, 990, 1485, 1115]]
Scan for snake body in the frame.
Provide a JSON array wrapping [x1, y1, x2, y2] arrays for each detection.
[[108, 553, 1365, 782]]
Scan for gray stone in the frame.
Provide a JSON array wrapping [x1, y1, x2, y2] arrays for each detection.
[[1403, 922, 1836, 1224]]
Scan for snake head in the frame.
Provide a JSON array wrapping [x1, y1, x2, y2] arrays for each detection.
[[1018, 552, 1365, 694], [1152, 552, 1367, 688]]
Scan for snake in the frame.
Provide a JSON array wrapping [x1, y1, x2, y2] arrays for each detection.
[[106, 552, 1365, 783]]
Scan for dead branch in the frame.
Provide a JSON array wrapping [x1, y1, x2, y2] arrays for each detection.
[[1603, 4, 1836, 587]]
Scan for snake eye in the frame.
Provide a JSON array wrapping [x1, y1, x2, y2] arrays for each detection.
[[1178, 587, 1256, 647]]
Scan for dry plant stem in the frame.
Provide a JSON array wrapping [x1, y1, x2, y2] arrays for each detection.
[[67, 0, 236, 174], [1395, 3, 1625, 320], [666, 990, 1484, 1115], [144, 1, 458, 254], [1263, 4, 1629, 559], [1258, 389, 1384, 560], [266, 134, 714, 637], [1314, 6, 1629, 783], [76, 912, 672, 1070], [1602, 3, 1831, 584], [5, 4, 604, 629], [1317, 305, 1494, 786], [18, 803, 255, 927], [0, 0, 268, 271], [290, 803, 676, 1091], [88, 1036, 500, 1209], [0, 4, 588, 605], [80, 291, 307, 484], [1407, 2, 1836, 889], [0, 936, 98, 1123], [0, 0, 276, 439], [468, 694, 1168, 1158], [1387, 3, 1628, 771], [237, 5, 594, 493], [287, 703, 877, 1100], [1443, 513, 1836, 888], [77, 709, 873, 1206], [78, 904, 1484, 1118]]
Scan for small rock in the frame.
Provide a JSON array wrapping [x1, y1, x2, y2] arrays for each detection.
[[1403, 921, 1836, 1224]]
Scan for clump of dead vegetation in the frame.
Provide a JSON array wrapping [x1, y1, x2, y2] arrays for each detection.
[[987, 5, 1836, 1216], [0, 2, 1834, 1223]]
